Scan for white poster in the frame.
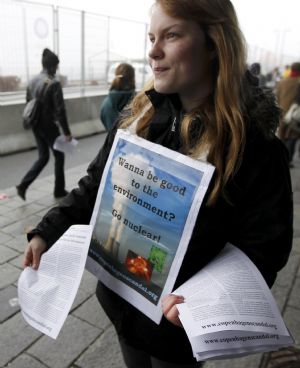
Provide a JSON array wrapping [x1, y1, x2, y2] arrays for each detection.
[[86, 129, 215, 323]]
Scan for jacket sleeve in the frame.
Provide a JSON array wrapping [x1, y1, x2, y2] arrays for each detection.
[[52, 81, 71, 136], [229, 136, 293, 287], [27, 127, 118, 248]]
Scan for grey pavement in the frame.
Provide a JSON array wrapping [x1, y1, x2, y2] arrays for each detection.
[[1, 150, 300, 368]]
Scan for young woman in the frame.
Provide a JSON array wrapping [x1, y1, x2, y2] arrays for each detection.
[[23, 1, 293, 367], [100, 63, 135, 131]]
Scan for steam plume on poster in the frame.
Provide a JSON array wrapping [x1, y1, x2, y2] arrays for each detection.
[[104, 153, 155, 258]]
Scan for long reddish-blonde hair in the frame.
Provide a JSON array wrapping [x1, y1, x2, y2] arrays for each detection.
[[120, 0, 247, 205]]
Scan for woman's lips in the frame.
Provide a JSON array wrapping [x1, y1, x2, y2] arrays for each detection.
[[153, 67, 169, 75]]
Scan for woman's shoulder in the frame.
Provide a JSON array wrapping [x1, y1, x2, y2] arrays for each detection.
[[243, 130, 288, 170], [234, 133, 290, 204], [46, 77, 62, 94], [228, 133, 291, 207], [108, 89, 134, 103], [108, 89, 135, 110], [246, 120, 284, 149], [110, 88, 135, 93]]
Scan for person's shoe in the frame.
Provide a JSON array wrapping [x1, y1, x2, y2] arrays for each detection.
[[16, 185, 26, 201], [54, 189, 69, 199]]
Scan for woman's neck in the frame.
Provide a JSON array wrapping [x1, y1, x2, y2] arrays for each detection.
[[180, 82, 213, 112]]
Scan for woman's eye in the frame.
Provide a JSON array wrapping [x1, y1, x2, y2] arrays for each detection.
[[149, 37, 155, 44], [166, 32, 178, 40]]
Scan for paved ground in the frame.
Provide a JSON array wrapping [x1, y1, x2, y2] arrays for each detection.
[[0, 151, 300, 368]]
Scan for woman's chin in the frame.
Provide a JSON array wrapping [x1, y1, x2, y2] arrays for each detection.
[[153, 82, 175, 95]]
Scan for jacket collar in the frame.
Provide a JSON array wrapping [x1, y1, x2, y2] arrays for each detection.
[[145, 89, 185, 151], [145, 89, 182, 110], [143, 71, 281, 150]]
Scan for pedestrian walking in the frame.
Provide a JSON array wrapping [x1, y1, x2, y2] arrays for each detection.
[[100, 63, 135, 131], [283, 65, 291, 78], [22, 1, 293, 367], [16, 48, 72, 200], [250, 62, 267, 87], [277, 62, 300, 166], [266, 67, 282, 90]]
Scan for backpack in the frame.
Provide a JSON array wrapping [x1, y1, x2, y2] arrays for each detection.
[[22, 79, 51, 130], [283, 103, 300, 133]]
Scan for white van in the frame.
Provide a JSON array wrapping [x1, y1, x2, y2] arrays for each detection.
[[107, 61, 153, 89]]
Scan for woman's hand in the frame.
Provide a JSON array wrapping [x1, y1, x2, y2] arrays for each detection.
[[162, 294, 185, 327], [22, 235, 47, 270], [65, 134, 72, 142]]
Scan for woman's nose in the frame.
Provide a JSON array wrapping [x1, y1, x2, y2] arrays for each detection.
[[148, 41, 164, 60]]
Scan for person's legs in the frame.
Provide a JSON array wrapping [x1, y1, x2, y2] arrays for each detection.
[[151, 356, 203, 368], [283, 138, 297, 165], [17, 130, 49, 199], [119, 339, 152, 368], [51, 147, 67, 197], [289, 138, 297, 164], [119, 339, 203, 368]]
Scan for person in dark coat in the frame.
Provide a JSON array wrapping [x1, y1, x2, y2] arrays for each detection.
[[16, 48, 72, 200], [100, 63, 135, 131], [22, 1, 293, 367], [276, 62, 300, 166], [249, 62, 266, 88]]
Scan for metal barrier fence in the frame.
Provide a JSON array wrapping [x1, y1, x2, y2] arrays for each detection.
[[0, 0, 298, 97], [247, 44, 296, 75], [0, 0, 149, 94]]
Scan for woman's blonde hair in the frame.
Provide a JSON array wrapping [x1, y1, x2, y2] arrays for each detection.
[[120, 0, 247, 205], [110, 63, 135, 91]]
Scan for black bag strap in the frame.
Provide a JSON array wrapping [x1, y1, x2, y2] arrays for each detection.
[[36, 78, 52, 102]]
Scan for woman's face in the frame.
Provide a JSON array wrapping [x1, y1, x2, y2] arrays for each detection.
[[148, 4, 213, 111]]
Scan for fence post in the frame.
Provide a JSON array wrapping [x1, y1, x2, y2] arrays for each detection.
[[106, 16, 110, 87], [22, 5, 30, 85], [81, 10, 85, 96], [53, 5, 59, 55]]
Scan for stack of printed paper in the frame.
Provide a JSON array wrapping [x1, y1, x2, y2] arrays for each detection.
[[175, 244, 294, 361]]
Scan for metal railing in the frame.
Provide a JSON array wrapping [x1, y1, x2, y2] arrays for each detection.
[[0, 0, 150, 97], [1, 0, 298, 100]]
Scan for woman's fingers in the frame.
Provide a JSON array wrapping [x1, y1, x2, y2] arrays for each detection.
[[32, 243, 46, 269], [23, 244, 33, 268], [22, 236, 47, 270], [162, 294, 185, 327], [162, 294, 184, 313]]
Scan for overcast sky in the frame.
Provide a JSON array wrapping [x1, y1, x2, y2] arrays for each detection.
[[23, 0, 299, 59]]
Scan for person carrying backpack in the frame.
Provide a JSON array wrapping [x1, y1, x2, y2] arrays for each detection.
[[16, 48, 72, 200]]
